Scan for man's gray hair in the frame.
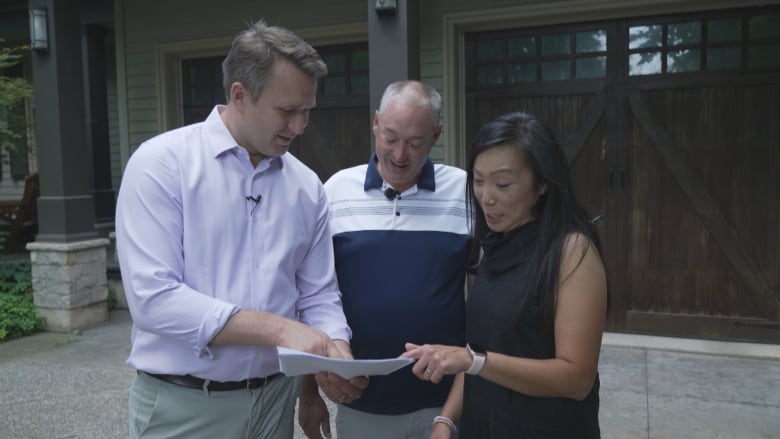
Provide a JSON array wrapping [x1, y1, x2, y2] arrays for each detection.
[[378, 80, 442, 123]]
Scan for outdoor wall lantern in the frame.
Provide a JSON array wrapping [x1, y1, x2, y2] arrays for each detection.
[[375, 0, 397, 16], [29, 7, 49, 51]]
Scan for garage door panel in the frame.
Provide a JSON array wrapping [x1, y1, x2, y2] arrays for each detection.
[[291, 105, 371, 182], [629, 89, 778, 327], [469, 93, 603, 148]]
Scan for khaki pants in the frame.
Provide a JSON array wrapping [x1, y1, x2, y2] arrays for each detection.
[[129, 371, 299, 439], [337, 404, 457, 439]]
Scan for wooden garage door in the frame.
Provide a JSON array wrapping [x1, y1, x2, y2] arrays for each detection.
[[181, 43, 371, 183], [465, 6, 780, 342]]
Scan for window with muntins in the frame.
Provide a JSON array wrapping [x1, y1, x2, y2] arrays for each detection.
[[628, 12, 780, 76], [182, 56, 226, 125], [468, 27, 609, 88], [317, 44, 369, 96]]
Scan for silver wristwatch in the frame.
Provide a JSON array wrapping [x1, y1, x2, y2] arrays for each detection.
[[465, 343, 487, 375]]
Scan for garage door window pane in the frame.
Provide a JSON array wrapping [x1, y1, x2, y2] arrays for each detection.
[[190, 64, 211, 83], [708, 18, 741, 43], [668, 22, 701, 46], [182, 57, 225, 114], [352, 73, 369, 93], [576, 30, 607, 53], [629, 52, 661, 75], [508, 37, 535, 58], [668, 49, 701, 72], [213, 86, 225, 104], [477, 65, 504, 86], [708, 47, 741, 70], [541, 60, 571, 80], [351, 50, 368, 70], [191, 87, 211, 106], [509, 62, 536, 83], [324, 54, 345, 73], [749, 15, 780, 39], [324, 77, 347, 95], [477, 40, 503, 60], [576, 56, 606, 78], [749, 45, 780, 68], [629, 25, 662, 49], [541, 34, 570, 55]]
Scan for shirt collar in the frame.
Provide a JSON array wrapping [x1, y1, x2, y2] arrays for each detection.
[[205, 105, 283, 169], [204, 106, 238, 157], [363, 152, 436, 192]]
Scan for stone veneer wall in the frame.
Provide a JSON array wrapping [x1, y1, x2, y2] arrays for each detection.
[[26, 239, 111, 332]]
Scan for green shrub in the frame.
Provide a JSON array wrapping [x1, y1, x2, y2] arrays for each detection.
[[0, 260, 42, 342], [0, 292, 44, 341], [0, 260, 31, 294]]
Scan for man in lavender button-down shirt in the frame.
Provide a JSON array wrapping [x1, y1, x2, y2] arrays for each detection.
[[116, 20, 367, 439]]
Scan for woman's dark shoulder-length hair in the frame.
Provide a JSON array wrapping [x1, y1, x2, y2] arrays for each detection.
[[466, 111, 607, 333]]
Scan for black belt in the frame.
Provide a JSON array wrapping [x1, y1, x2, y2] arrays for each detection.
[[141, 371, 281, 391]]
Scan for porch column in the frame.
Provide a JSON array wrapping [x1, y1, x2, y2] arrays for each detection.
[[367, 0, 420, 115], [27, 0, 109, 331]]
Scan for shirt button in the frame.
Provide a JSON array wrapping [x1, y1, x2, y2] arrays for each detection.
[[395, 211, 400, 216]]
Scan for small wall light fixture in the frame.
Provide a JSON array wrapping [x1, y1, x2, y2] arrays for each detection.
[[375, 0, 397, 16], [29, 7, 49, 51]]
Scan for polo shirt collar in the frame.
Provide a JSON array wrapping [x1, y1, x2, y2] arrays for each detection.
[[363, 152, 436, 192]]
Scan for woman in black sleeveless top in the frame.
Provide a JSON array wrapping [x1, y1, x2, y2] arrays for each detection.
[[403, 112, 607, 438]]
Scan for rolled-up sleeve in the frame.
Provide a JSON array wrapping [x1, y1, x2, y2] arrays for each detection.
[[116, 139, 238, 355]]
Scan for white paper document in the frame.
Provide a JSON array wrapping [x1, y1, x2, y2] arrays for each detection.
[[276, 346, 414, 379]]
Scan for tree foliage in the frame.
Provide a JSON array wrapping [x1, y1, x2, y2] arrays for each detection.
[[0, 41, 33, 158]]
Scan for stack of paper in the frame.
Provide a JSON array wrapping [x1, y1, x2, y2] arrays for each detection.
[[276, 347, 414, 379]]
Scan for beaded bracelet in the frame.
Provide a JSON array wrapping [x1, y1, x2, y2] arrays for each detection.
[[433, 415, 457, 433]]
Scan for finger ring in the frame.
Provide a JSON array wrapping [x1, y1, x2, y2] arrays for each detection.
[[425, 368, 432, 375]]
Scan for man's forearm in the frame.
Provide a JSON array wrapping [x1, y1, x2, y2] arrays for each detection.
[[210, 309, 286, 346]]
